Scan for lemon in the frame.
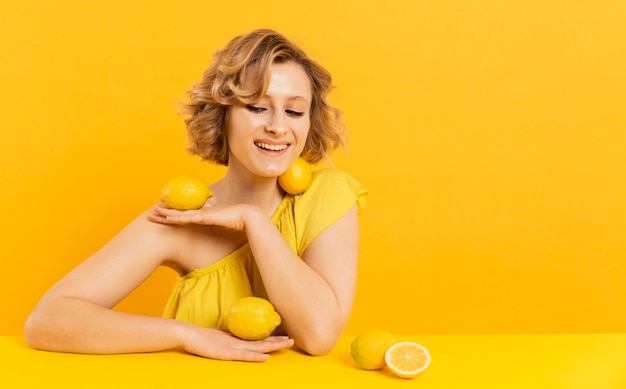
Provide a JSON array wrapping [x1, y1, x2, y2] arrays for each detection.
[[160, 175, 212, 210], [278, 157, 312, 195], [385, 341, 431, 379], [350, 330, 397, 370], [226, 297, 282, 341]]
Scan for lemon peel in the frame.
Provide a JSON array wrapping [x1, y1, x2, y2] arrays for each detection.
[[160, 175, 212, 210], [278, 157, 312, 195], [350, 330, 397, 370], [226, 297, 282, 341]]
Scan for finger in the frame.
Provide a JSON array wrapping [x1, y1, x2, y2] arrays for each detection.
[[251, 337, 294, 353], [150, 206, 172, 220], [165, 213, 201, 225], [161, 216, 191, 225], [148, 211, 195, 226], [147, 213, 165, 223], [153, 205, 189, 216], [152, 205, 201, 223], [148, 206, 180, 223], [231, 349, 271, 362], [225, 338, 292, 362], [190, 345, 270, 362], [264, 335, 293, 342]]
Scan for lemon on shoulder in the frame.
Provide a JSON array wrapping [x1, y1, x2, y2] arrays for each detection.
[[226, 297, 282, 341], [160, 175, 212, 210], [278, 157, 312, 195], [350, 330, 397, 370], [385, 341, 431, 378]]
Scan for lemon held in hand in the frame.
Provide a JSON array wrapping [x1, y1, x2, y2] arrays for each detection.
[[278, 157, 312, 195], [226, 297, 282, 341], [160, 175, 212, 210], [350, 330, 397, 370]]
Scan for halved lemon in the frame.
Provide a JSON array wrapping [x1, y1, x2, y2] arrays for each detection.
[[384, 341, 431, 379]]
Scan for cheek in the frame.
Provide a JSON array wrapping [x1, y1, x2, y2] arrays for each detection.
[[227, 114, 258, 139], [296, 122, 311, 153], [298, 118, 311, 138]]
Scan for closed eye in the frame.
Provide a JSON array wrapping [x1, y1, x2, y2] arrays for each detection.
[[246, 105, 267, 113], [286, 110, 305, 117]]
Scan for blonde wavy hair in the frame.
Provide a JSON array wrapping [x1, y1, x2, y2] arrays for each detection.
[[181, 28, 347, 166]]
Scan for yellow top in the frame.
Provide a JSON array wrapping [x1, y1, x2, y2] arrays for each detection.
[[162, 168, 367, 329]]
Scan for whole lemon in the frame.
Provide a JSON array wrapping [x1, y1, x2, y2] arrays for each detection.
[[226, 297, 282, 341], [350, 330, 397, 370], [278, 157, 312, 195], [160, 175, 212, 210]]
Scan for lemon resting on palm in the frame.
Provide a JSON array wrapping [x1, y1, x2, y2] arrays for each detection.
[[350, 330, 397, 370], [226, 297, 282, 341], [278, 157, 312, 195], [160, 175, 212, 210]]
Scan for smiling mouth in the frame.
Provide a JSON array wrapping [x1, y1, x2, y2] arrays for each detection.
[[254, 142, 289, 151]]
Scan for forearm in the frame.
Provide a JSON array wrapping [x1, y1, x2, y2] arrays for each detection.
[[25, 296, 184, 354], [244, 211, 348, 355]]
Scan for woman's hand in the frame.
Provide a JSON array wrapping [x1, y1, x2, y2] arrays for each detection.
[[177, 324, 294, 362], [149, 203, 259, 231]]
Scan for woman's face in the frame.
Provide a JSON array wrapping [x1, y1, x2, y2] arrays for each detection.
[[225, 61, 312, 179]]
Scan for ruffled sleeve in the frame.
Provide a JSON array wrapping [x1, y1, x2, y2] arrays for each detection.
[[291, 168, 367, 256]]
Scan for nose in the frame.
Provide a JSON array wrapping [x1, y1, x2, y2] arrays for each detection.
[[265, 111, 287, 136]]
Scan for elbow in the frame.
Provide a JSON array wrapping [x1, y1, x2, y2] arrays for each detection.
[[300, 342, 334, 357], [294, 325, 341, 356], [24, 312, 46, 350], [24, 306, 60, 351]]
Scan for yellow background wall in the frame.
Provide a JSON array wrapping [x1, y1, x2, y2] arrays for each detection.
[[1, 0, 625, 335]]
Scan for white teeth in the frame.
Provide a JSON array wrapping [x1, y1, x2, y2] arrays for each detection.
[[255, 142, 288, 151]]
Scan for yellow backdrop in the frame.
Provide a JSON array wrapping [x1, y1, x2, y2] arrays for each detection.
[[1, 0, 625, 336]]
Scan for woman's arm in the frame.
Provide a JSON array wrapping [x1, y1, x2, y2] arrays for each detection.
[[25, 210, 293, 360], [151, 204, 360, 355], [247, 205, 360, 355]]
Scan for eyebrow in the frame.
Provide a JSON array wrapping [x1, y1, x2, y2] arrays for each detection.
[[288, 96, 309, 103], [261, 95, 310, 104]]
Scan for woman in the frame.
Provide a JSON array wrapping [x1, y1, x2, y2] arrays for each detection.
[[25, 28, 366, 361]]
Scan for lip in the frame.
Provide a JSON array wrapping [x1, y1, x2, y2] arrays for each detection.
[[254, 140, 291, 154]]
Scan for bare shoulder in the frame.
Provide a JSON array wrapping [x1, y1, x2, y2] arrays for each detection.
[[123, 208, 245, 275], [107, 208, 197, 272]]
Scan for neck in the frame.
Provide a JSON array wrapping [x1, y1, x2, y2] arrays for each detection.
[[212, 168, 285, 217]]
